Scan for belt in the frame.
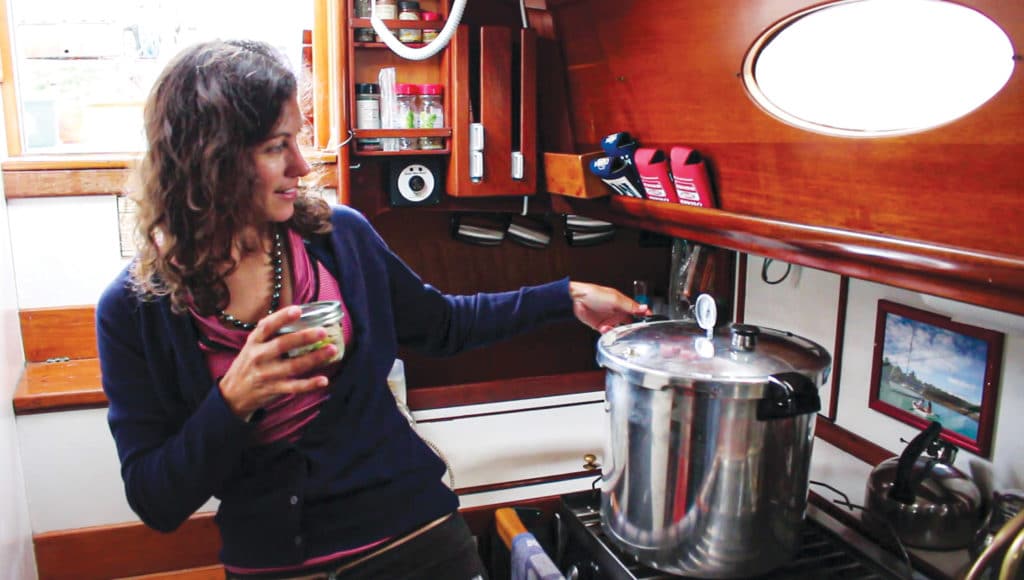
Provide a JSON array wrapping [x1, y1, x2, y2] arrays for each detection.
[[269, 513, 454, 580]]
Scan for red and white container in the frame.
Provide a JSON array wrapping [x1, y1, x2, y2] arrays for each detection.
[[670, 146, 716, 208], [634, 148, 679, 204]]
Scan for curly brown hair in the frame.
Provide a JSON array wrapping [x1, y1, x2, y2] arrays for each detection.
[[128, 39, 332, 315]]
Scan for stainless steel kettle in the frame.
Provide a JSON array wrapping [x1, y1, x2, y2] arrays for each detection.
[[864, 421, 985, 550]]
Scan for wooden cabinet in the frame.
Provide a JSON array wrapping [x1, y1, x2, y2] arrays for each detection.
[[530, 0, 1024, 317], [346, 0, 452, 156]]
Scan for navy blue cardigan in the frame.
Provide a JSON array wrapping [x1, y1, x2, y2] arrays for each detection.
[[96, 206, 574, 567]]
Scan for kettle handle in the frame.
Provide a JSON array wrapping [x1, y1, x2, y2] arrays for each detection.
[[890, 421, 943, 504]]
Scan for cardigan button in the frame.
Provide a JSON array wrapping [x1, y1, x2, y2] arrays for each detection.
[[294, 535, 303, 546], [290, 495, 299, 506]]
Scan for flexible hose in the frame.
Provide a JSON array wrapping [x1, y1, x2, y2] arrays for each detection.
[[370, 0, 468, 60]]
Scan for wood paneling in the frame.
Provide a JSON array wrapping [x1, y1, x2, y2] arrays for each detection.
[[20, 306, 97, 362], [33, 513, 221, 580], [30, 486, 572, 580], [547, 0, 1024, 307], [815, 417, 894, 467], [13, 359, 106, 414]]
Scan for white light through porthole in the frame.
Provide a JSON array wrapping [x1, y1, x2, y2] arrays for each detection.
[[744, 0, 1016, 137]]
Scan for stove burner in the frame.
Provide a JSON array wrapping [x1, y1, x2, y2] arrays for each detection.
[[554, 491, 915, 580]]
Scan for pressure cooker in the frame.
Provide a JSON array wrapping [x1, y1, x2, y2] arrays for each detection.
[[596, 312, 831, 578]]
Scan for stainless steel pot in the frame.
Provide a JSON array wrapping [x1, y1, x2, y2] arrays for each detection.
[[596, 319, 831, 578]]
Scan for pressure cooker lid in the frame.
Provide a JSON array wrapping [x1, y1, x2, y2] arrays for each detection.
[[596, 319, 832, 387]]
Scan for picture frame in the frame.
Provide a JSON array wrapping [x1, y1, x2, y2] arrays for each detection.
[[868, 299, 1003, 457]]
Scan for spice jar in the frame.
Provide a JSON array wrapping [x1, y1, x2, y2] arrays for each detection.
[[277, 301, 345, 364], [417, 83, 444, 150], [355, 83, 382, 151], [394, 83, 419, 150], [421, 11, 440, 42], [354, 0, 374, 42], [374, 0, 398, 42], [398, 1, 422, 43]]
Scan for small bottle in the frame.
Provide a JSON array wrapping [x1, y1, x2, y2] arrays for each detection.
[[421, 11, 440, 43], [394, 83, 419, 150], [417, 83, 444, 150], [355, 83, 381, 151], [398, 1, 422, 43], [374, 0, 398, 42], [633, 280, 650, 307], [354, 0, 374, 42]]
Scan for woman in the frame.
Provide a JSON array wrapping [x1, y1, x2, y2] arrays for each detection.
[[96, 39, 646, 579]]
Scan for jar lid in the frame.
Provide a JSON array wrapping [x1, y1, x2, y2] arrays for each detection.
[[395, 83, 419, 94], [418, 83, 443, 95], [277, 301, 344, 334], [596, 319, 831, 392], [355, 83, 379, 95], [421, 10, 440, 21], [398, 0, 419, 9]]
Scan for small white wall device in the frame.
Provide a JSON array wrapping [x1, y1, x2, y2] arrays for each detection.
[[388, 157, 443, 207]]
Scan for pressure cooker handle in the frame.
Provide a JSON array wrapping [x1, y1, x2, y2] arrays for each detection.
[[756, 372, 821, 420]]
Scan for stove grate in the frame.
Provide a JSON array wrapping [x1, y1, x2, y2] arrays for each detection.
[[557, 492, 907, 580]]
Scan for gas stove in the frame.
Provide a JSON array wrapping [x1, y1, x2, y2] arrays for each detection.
[[551, 490, 931, 580]]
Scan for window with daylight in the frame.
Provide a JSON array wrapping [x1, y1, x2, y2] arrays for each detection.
[[742, 0, 1015, 138], [5, 0, 315, 155]]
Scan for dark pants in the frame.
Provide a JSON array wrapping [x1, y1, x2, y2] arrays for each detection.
[[228, 513, 488, 580]]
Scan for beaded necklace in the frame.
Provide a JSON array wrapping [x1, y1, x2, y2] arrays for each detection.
[[218, 228, 284, 331]]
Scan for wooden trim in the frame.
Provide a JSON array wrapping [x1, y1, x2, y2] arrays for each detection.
[[407, 370, 605, 410], [827, 276, 849, 421], [4, 168, 129, 198], [33, 513, 221, 580], [557, 196, 1024, 317], [14, 359, 106, 414], [13, 301, 604, 413], [455, 470, 598, 496], [20, 306, 98, 362], [815, 417, 894, 467], [3, 155, 337, 199], [32, 477, 579, 579], [0, 0, 22, 156]]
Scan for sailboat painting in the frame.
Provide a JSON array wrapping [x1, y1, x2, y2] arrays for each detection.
[[868, 299, 1004, 458]]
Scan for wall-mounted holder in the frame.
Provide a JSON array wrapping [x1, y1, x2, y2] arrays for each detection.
[[388, 157, 443, 207], [543, 152, 610, 199], [447, 25, 536, 197]]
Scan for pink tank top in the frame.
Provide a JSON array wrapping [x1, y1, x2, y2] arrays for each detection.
[[191, 229, 353, 444]]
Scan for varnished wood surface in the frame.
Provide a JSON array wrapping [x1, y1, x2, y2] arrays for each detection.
[[20, 305, 97, 362], [815, 417, 894, 467], [13, 359, 106, 414], [119, 565, 225, 580], [33, 513, 221, 580], [554, 194, 1024, 315], [29, 480, 572, 579], [548, 0, 1024, 301]]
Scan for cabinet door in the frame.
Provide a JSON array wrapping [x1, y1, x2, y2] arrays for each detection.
[[447, 25, 537, 197]]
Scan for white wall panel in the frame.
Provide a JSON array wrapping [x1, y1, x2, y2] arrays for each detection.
[[8, 196, 129, 308], [17, 408, 218, 532], [1, 176, 37, 577], [743, 256, 842, 415]]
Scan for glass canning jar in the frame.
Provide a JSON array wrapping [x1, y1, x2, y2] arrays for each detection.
[[394, 83, 419, 150], [417, 83, 444, 150]]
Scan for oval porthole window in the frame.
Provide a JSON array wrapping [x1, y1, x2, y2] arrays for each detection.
[[743, 0, 1016, 137]]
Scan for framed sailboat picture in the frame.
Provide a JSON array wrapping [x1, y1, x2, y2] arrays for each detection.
[[868, 300, 1003, 458]]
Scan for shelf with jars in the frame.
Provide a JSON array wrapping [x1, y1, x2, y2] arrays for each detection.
[[347, 0, 451, 157]]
